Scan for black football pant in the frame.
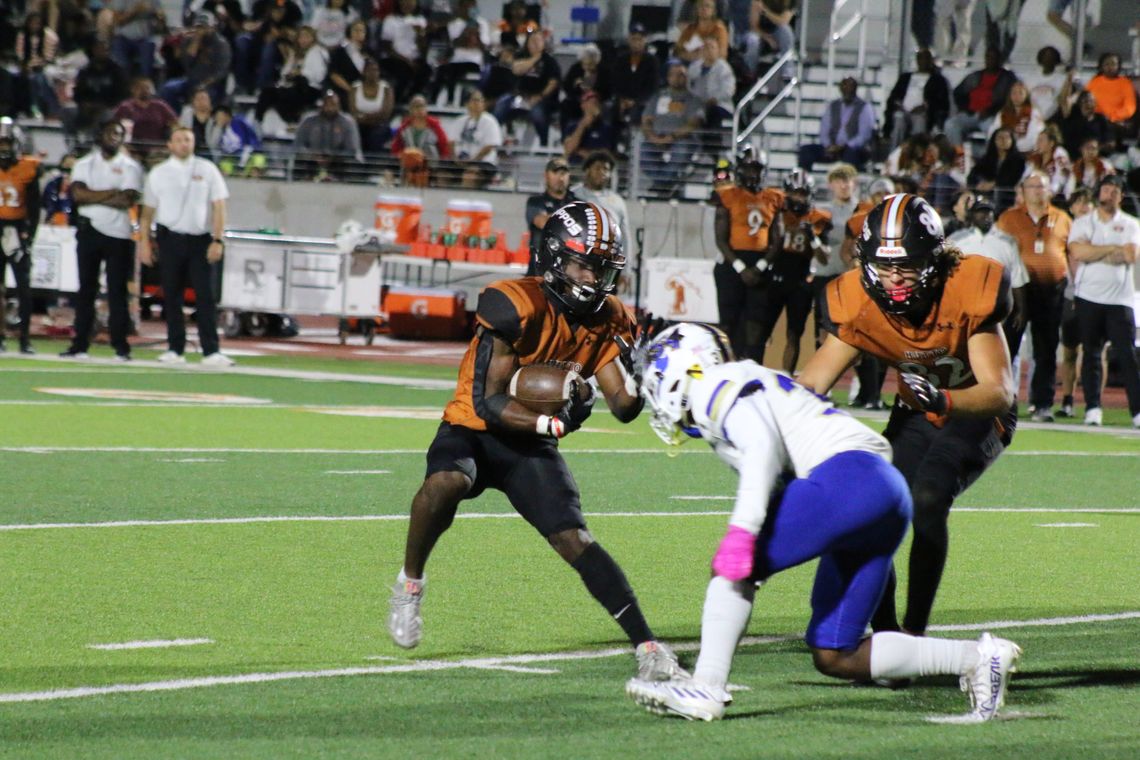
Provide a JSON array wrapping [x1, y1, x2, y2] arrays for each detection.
[[714, 251, 767, 363], [1024, 280, 1066, 411], [1076, 297, 1140, 416], [156, 226, 220, 356], [1, 237, 32, 345], [871, 401, 1016, 634], [71, 225, 134, 355]]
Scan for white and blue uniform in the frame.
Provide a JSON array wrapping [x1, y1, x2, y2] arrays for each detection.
[[690, 361, 912, 649]]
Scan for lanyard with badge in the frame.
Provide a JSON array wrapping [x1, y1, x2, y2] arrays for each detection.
[[1032, 210, 1053, 255]]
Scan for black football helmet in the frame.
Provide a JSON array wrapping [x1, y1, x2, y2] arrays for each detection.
[[0, 137, 15, 168], [540, 201, 625, 316], [782, 168, 814, 214], [735, 146, 765, 193], [856, 193, 947, 318]]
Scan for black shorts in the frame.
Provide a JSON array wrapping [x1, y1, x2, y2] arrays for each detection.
[[1060, 297, 1079, 350], [882, 399, 1016, 503], [425, 421, 585, 536]]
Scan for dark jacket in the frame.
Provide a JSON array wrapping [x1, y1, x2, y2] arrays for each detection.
[[885, 68, 951, 130], [952, 67, 1016, 118]]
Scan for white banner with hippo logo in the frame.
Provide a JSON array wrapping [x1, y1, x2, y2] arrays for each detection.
[[644, 258, 718, 323]]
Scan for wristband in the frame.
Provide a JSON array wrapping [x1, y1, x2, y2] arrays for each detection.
[[810, 236, 823, 251], [731, 258, 747, 274], [535, 414, 566, 438], [756, 259, 770, 272]]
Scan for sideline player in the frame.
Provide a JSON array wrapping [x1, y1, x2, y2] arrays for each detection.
[[624, 323, 1021, 722], [711, 146, 783, 362], [387, 201, 684, 680], [798, 193, 1017, 637], [0, 134, 41, 354]]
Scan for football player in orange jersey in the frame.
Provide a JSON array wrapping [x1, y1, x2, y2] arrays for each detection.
[[799, 193, 1017, 638], [387, 201, 685, 682], [712, 147, 783, 362], [753, 168, 832, 373], [0, 135, 42, 354]]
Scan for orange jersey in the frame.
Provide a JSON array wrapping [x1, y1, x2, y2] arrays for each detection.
[[442, 277, 634, 431], [715, 185, 784, 251], [778, 207, 832, 254], [845, 200, 876, 240], [824, 255, 1010, 408], [0, 157, 40, 221]]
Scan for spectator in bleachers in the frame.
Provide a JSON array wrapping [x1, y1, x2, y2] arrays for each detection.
[[351, 57, 394, 152], [295, 88, 362, 180], [676, 0, 729, 64], [498, 0, 539, 52], [1025, 123, 1072, 199], [1022, 45, 1066, 122], [196, 0, 247, 44], [688, 36, 735, 129], [15, 11, 61, 118], [42, 152, 79, 225], [746, 0, 796, 81], [329, 19, 370, 109], [210, 103, 267, 176], [986, 80, 1044, 154], [432, 15, 487, 106], [448, 0, 490, 49], [560, 43, 609, 136], [933, 0, 974, 64], [492, 31, 560, 146], [570, 150, 628, 237], [70, 39, 130, 139], [310, 0, 359, 49], [113, 76, 178, 154], [448, 89, 501, 188], [54, 0, 97, 54], [918, 135, 962, 216], [562, 90, 617, 162], [797, 76, 875, 172], [882, 132, 929, 178], [108, 0, 164, 79], [524, 157, 576, 273], [255, 25, 327, 125], [673, 0, 730, 29], [983, 0, 1024, 63], [967, 127, 1025, 213], [944, 48, 1015, 149], [178, 86, 213, 155], [610, 23, 659, 130], [379, 0, 428, 101], [1065, 137, 1114, 197], [392, 93, 449, 185], [639, 61, 704, 193], [884, 48, 950, 149], [943, 188, 973, 237], [159, 12, 231, 112], [234, 0, 303, 93], [1057, 89, 1111, 157], [1085, 53, 1137, 147], [480, 46, 518, 101]]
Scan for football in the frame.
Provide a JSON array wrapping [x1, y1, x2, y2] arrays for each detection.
[[509, 365, 581, 416]]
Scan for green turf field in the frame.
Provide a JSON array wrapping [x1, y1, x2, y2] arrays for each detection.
[[1, 350, 1138, 759]]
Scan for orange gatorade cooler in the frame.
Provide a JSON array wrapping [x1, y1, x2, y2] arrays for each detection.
[[445, 199, 493, 239], [374, 194, 423, 243]]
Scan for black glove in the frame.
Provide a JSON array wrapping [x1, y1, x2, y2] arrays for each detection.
[[900, 371, 949, 415], [556, 375, 595, 433]]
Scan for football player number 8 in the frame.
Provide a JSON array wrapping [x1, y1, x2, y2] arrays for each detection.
[[897, 357, 972, 388], [747, 209, 765, 236]]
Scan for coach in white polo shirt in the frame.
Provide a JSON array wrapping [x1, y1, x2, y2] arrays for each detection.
[[139, 126, 233, 366], [62, 118, 144, 360], [1067, 174, 1140, 427]]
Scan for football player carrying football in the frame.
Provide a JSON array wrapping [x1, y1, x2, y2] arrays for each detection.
[[388, 201, 685, 681], [625, 323, 1021, 722], [798, 193, 1017, 637]]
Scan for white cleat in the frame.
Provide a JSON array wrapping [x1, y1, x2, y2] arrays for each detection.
[[961, 632, 1021, 721], [1084, 407, 1102, 426], [202, 351, 236, 367], [626, 677, 729, 721], [387, 578, 425, 649], [635, 640, 689, 681], [157, 350, 187, 364]]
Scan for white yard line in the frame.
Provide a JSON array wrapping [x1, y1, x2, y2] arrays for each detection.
[[1035, 523, 1099, 528], [323, 470, 391, 475], [0, 615, 1135, 704], [87, 639, 214, 651]]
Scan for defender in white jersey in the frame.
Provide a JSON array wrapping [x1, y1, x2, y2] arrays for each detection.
[[625, 323, 1022, 722]]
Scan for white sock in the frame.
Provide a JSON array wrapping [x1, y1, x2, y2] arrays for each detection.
[[869, 632, 979, 679], [397, 568, 424, 586], [693, 576, 756, 690]]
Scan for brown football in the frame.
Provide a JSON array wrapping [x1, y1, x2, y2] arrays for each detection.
[[509, 365, 580, 416]]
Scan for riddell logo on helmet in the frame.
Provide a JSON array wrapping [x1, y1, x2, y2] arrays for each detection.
[[876, 246, 906, 258], [553, 208, 582, 236]]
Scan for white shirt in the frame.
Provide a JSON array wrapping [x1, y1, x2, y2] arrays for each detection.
[[1021, 69, 1066, 120], [142, 156, 229, 235], [450, 111, 502, 166], [72, 149, 144, 239], [949, 227, 1029, 288], [1069, 208, 1140, 307], [688, 361, 892, 534], [448, 16, 491, 47], [901, 71, 929, 113], [381, 13, 426, 61]]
